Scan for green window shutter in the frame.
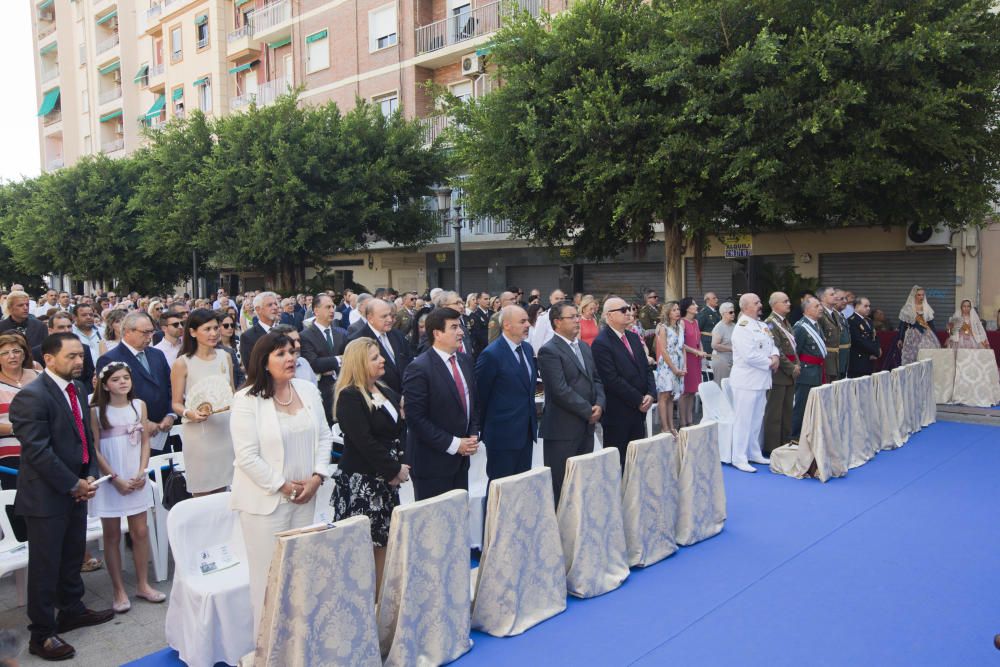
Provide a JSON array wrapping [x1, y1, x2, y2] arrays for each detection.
[[36, 87, 60, 117], [145, 95, 166, 118], [98, 60, 121, 75], [235, 0, 253, 7], [195, 14, 208, 26], [172, 87, 184, 100], [306, 30, 327, 43], [39, 42, 58, 56], [37, 0, 54, 9], [96, 9, 117, 24], [193, 77, 209, 87], [229, 62, 253, 74], [133, 64, 150, 83], [269, 37, 291, 49], [100, 109, 123, 122]]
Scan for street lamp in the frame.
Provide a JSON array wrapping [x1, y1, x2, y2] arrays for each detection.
[[435, 186, 464, 296]]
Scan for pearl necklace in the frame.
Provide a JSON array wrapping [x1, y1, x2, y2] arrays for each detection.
[[274, 384, 295, 406]]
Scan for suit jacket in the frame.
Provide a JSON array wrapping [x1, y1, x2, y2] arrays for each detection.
[[239, 321, 270, 369], [299, 323, 346, 384], [348, 325, 411, 394], [33, 343, 95, 394], [818, 308, 842, 379], [10, 373, 98, 517], [792, 318, 826, 387], [836, 309, 852, 376], [537, 336, 605, 442], [346, 318, 367, 338], [591, 326, 655, 445], [336, 385, 403, 480], [403, 349, 479, 481], [847, 313, 880, 377], [475, 336, 537, 451], [279, 311, 304, 331], [470, 307, 490, 355], [696, 307, 722, 353], [0, 316, 48, 349], [96, 344, 173, 423], [229, 379, 332, 515], [765, 313, 797, 386]]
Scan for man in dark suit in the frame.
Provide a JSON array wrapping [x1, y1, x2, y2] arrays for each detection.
[[403, 308, 480, 500], [32, 312, 94, 395], [299, 294, 346, 426], [335, 289, 355, 328], [278, 297, 304, 331], [537, 302, 605, 504], [469, 292, 491, 356], [239, 291, 280, 366], [348, 298, 411, 394], [96, 312, 176, 452], [847, 296, 880, 377], [591, 296, 656, 467], [475, 305, 537, 482], [10, 333, 114, 660], [791, 296, 827, 439], [0, 291, 47, 349]]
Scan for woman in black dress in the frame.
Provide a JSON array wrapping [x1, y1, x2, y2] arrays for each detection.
[[331, 337, 409, 594]]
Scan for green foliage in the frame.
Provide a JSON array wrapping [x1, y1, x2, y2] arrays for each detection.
[[756, 262, 818, 302]]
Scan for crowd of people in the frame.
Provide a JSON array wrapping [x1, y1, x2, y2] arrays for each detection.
[[0, 280, 995, 660]]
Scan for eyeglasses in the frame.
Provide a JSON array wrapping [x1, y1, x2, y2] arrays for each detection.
[[167, 322, 184, 328], [221, 323, 234, 329], [0, 349, 24, 358]]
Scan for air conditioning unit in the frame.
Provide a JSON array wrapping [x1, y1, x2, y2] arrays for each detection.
[[905, 222, 952, 248], [461, 53, 484, 78], [114, 121, 124, 134]]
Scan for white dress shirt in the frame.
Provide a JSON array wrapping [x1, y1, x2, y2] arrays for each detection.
[[45, 368, 84, 417], [432, 346, 470, 455]]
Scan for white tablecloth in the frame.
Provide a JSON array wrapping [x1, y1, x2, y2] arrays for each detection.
[[951, 348, 1000, 407], [918, 348, 956, 405]]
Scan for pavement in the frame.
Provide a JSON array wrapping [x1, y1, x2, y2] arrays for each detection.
[[0, 550, 172, 666]]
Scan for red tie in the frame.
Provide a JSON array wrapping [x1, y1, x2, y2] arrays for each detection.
[[65, 382, 89, 464], [449, 355, 467, 417], [620, 333, 635, 359]]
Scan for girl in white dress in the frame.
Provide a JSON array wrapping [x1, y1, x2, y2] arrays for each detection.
[[90, 362, 165, 613]]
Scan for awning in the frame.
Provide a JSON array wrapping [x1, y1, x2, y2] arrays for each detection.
[[37, 0, 54, 10], [100, 109, 123, 123], [133, 64, 149, 83], [195, 14, 208, 25], [98, 60, 120, 75], [475, 44, 493, 57], [306, 30, 327, 43], [269, 37, 291, 49], [39, 42, 57, 56], [193, 77, 209, 86], [235, 0, 253, 6], [145, 95, 166, 118], [36, 87, 60, 117], [229, 62, 253, 74], [96, 9, 117, 25], [172, 87, 184, 100]]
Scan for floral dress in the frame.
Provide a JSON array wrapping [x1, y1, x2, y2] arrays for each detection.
[[655, 323, 685, 398]]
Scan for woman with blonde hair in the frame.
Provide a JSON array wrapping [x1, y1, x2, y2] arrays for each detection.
[[331, 337, 407, 594], [579, 295, 600, 346], [654, 301, 685, 435], [99, 309, 127, 356]]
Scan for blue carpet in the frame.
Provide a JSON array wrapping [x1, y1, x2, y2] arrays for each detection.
[[126, 422, 1000, 667]]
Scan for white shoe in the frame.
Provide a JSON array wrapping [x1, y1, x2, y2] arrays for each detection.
[[749, 456, 770, 465], [733, 461, 757, 473]]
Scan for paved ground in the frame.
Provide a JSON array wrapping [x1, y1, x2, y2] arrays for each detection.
[[0, 550, 172, 666]]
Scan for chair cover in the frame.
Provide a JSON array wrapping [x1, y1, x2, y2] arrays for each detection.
[[848, 376, 879, 468], [951, 348, 1000, 407], [918, 348, 955, 405], [557, 448, 629, 598], [769, 384, 845, 482], [621, 433, 679, 567], [720, 377, 734, 406], [165, 493, 253, 667], [472, 467, 566, 636], [467, 443, 488, 550], [918, 359, 937, 426], [253, 517, 381, 667], [675, 421, 726, 545], [895, 365, 921, 437], [871, 371, 904, 450], [697, 381, 734, 463], [378, 490, 472, 667], [907, 362, 925, 433]]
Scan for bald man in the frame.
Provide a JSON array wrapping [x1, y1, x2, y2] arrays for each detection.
[[348, 298, 411, 393], [487, 291, 518, 344], [728, 293, 779, 472]]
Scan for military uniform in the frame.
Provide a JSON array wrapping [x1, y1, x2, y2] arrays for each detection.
[[791, 316, 827, 439], [835, 309, 851, 378], [488, 310, 502, 344], [637, 303, 659, 354], [470, 306, 490, 356], [729, 314, 779, 470], [817, 307, 842, 382], [394, 307, 414, 335], [763, 312, 797, 455], [696, 306, 722, 354]]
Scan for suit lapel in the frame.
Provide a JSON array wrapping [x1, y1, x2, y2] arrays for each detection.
[[121, 345, 155, 383], [42, 374, 83, 444]]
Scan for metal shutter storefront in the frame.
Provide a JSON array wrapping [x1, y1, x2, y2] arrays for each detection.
[[819, 250, 955, 326], [507, 265, 561, 297], [582, 262, 662, 301], [438, 267, 489, 294], [684, 257, 733, 301]]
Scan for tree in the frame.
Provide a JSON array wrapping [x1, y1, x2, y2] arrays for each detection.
[[0, 178, 47, 292]]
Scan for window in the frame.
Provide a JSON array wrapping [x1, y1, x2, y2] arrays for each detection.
[[170, 26, 182, 62], [172, 86, 184, 117], [196, 15, 209, 49], [450, 80, 473, 104], [374, 93, 398, 118], [369, 6, 397, 51], [197, 79, 212, 113], [305, 30, 329, 73], [154, 38, 163, 66]]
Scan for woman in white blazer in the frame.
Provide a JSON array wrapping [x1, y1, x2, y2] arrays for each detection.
[[229, 330, 332, 636]]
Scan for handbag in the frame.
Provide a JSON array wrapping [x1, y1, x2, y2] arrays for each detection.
[[161, 466, 191, 510]]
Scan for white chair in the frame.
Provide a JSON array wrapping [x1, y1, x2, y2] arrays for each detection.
[[165, 492, 252, 667], [147, 452, 177, 582], [697, 382, 734, 463], [0, 490, 28, 606], [311, 464, 338, 525]]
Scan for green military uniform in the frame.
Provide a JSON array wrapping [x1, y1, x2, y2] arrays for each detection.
[[488, 310, 502, 343], [791, 317, 827, 439], [836, 309, 851, 378], [763, 312, 797, 455], [817, 307, 842, 382], [394, 307, 414, 334], [696, 306, 722, 354], [637, 303, 659, 355]]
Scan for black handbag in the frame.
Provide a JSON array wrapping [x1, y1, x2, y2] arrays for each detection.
[[161, 466, 191, 510]]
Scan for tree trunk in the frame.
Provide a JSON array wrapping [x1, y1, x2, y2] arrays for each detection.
[[663, 224, 683, 301]]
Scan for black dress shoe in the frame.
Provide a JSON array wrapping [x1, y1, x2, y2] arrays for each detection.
[[29, 635, 75, 661], [56, 607, 115, 633]]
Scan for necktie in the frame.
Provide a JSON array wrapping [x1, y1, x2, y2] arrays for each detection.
[[449, 355, 467, 418], [515, 344, 530, 381], [620, 333, 634, 359], [65, 383, 88, 464], [136, 350, 150, 373], [380, 334, 395, 363], [570, 340, 586, 370], [323, 327, 334, 352]]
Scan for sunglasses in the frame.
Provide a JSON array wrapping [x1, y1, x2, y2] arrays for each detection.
[[608, 306, 633, 315], [221, 323, 234, 329]]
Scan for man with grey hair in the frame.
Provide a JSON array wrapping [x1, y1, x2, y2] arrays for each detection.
[[728, 293, 779, 472], [240, 291, 280, 365], [346, 293, 373, 336], [0, 291, 47, 348], [487, 291, 518, 344], [763, 292, 799, 455], [348, 298, 411, 393]]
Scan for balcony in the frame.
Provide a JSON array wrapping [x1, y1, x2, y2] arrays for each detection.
[[415, 0, 542, 56], [38, 23, 56, 40], [231, 78, 289, 110], [99, 87, 122, 105], [102, 138, 125, 154], [250, 1, 292, 42], [41, 65, 60, 83], [96, 33, 120, 55], [421, 114, 454, 145], [227, 25, 260, 60], [47, 158, 64, 170], [43, 109, 62, 126], [436, 216, 511, 241]]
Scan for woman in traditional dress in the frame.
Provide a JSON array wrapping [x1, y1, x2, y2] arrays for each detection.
[[896, 285, 940, 365], [947, 300, 991, 350]]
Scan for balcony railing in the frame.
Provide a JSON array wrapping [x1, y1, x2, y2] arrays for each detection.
[[251, 1, 290, 35], [230, 93, 253, 110], [41, 66, 60, 83], [422, 114, 454, 145], [197, 37, 209, 49], [38, 24, 56, 40], [99, 87, 122, 104], [96, 33, 120, 54], [437, 216, 511, 239], [228, 25, 250, 42], [43, 110, 62, 126], [230, 76, 289, 111], [415, 0, 542, 55], [145, 4, 162, 24], [149, 63, 165, 78], [79, 44, 87, 64], [102, 138, 125, 154], [47, 158, 65, 170]]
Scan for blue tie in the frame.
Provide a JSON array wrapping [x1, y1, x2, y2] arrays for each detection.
[[136, 350, 150, 374], [515, 345, 529, 381]]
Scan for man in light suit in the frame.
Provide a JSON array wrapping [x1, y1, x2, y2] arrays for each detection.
[[348, 298, 411, 394], [537, 302, 605, 504], [591, 297, 656, 468], [403, 308, 480, 500], [239, 291, 280, 366], [475, 305, 537, 482], [96, 313, 176, 453], [791, 296, 828, 440], [11, 333, 114, 660], [847, 296, 880, 377], [729, 293, 779, 472], [298, 294, 347, 426]]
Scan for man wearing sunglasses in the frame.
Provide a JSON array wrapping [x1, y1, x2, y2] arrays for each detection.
[[153, 312, 185, 368]]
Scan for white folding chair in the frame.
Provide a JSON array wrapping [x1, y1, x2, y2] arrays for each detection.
[[312, 465, 338, 525], [698, 382, 734, 463], [148, 451, 176, 582], [0, 490, 28, 606]]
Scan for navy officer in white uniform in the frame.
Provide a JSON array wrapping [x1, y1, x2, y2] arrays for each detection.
[[728, 293, 780, 472]]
